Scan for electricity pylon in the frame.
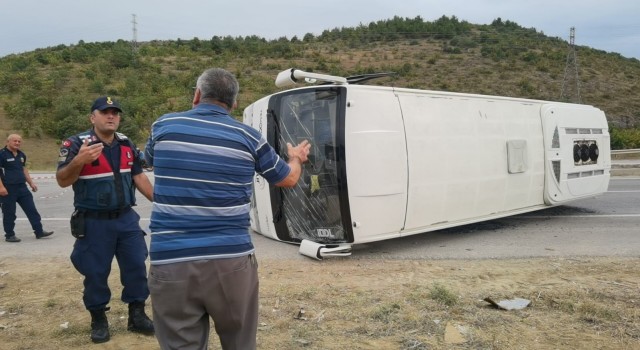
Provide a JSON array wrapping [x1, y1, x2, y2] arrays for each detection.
[[560, 27, 581, 103]]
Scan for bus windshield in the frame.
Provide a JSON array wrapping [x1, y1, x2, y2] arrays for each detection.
[[273, 88, 347, 243]]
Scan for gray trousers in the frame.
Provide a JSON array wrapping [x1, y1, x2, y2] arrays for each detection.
[[149, 255, 259, 350]]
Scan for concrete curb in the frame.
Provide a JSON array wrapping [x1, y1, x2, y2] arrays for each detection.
[[611, 160, 640, 176]]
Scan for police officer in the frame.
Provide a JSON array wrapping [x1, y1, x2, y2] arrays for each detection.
[[0, 134, 54, 242], [56, 96, 155, 344]]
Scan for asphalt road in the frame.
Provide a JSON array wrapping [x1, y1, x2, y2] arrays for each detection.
[[3, 174, 639, 261]]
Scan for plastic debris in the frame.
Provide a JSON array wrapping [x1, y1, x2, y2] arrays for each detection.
[[484, 297, 531, 310], [295, 338, 311, 345], [294, 307, 307, 320]]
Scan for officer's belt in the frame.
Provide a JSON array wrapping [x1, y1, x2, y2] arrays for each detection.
[[83, 206, 131, 220]]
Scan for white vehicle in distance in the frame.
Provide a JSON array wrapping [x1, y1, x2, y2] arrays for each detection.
[[243, 68, 611, 259]]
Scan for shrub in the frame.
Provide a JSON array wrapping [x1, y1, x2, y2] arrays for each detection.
[[610, 126, 640, 149]]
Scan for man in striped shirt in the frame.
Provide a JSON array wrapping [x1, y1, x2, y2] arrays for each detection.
[[144, 68, 310, 350]]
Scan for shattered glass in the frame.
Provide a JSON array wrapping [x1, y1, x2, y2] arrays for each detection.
[[274, 89, 346, 243]]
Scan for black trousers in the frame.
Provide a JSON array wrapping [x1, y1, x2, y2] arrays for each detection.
[[1, 183, 43, 238]]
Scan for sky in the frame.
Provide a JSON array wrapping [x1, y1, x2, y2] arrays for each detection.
[[1, 0, 639, 59]]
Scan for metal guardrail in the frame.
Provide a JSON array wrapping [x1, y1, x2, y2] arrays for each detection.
[[611, 149, 640, 155]]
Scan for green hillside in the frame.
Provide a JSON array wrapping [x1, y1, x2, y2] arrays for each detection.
[[1, 16, 639, 170]]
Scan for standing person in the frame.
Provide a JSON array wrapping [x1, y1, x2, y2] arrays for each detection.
[[0, 134, 54, 243], [145, 68, 310, 350], [56, 96, 155, 344]]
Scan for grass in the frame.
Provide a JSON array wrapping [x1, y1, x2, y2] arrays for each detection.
[[1, 257, 639, 349], [429, 283, 459, 307]]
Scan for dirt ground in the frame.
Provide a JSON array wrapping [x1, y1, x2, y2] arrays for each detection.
[[0, 256, 639, 350]]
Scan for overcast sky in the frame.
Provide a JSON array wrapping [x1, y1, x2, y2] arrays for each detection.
[[1, 0, 638, 59]]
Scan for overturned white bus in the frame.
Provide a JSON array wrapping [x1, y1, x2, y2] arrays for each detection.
[[243, 68, 611, 259]]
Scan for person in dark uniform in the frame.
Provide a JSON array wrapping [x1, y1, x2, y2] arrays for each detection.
[[0, 134, 54, 243], [56, 96, 155, 344]]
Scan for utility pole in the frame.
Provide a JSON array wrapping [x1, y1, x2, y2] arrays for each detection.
[[131, 14, 138, 53], [560, 27, 581, 103]]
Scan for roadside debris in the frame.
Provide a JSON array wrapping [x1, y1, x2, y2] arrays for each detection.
[[294, 307, 307, 320], [295, 338, 311, 346], [484, 297, 531, 310]]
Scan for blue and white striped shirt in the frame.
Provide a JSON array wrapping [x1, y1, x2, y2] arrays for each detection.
[[145, 103, 290, 265]]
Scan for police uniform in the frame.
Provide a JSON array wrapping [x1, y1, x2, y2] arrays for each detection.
[[57, 129, 149, 311], [0, 147, 47, 239]]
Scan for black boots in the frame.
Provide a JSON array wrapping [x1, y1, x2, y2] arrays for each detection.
[[89, 308, 110, 343], [89, 303, 153, 343], [127, 301, 155, 335]]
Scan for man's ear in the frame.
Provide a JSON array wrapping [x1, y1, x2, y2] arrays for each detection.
[[192, 88, 201, 106]]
